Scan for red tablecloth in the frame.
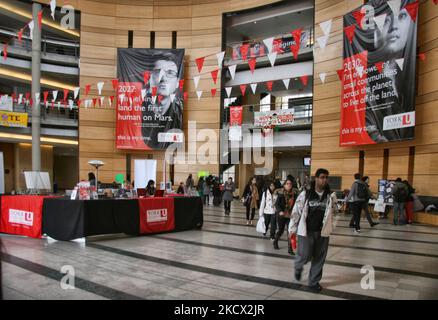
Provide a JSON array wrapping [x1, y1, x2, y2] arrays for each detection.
[[138, 197, 175, 234]]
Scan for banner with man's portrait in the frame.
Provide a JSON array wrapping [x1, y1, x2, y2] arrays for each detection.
[[116, 48, 185, 150], [340, 0, 418, 146]]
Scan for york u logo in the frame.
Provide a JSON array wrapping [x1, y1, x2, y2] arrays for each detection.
[[402, 114, 412, 125], [160, 209, 167, 218]]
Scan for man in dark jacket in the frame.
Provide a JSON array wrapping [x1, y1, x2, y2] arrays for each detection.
[[346, 173, 368, 233]]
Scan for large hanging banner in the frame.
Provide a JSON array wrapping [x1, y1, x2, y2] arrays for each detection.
[[116, 49, 185, 150], [340, 0, 418, 146]]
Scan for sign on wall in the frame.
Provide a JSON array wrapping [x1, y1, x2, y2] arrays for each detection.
[[340, 0, 418, 146], [254, 108, 294, 127], [0, 111, 28, 128], [116, 49, 185, 150]]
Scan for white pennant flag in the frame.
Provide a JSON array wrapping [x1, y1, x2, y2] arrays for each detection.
[[263, 37, 274, 54], [374, 14, 387, 33], [319, 73, 327, 84], [250, 83, 257, 94], [225, 87, 232, 98], [158, 69, 166, 83], [99, 96, 104, 107], [317, 35, 328, 50], [356, 66, 364, 78], [84, 100, 91, 109], [216, 51, 225, 68], [50, 0, 56, 20], [388, 0, 401, 17], [170, 93, 176, 103], [68, 99, 74, 110], [282, 79, 290, 89], [18, 94, 23, 105], [97, 82, 104, 95], [228, 65, 237, 80], [57, 101, 61, 110], [196, 91, 203, 100], [395, 58, 404, 71], [268, 52, 277, 67], [193, 76, 201, 89], [52, 90, 58, 101], [319, 19, 332, 37], [141, 89, 147, 100], [28, 21, 34, 40], [73, 87, 80, 99]]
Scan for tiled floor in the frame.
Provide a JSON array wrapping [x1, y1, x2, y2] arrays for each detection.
[[1, 203, 438, 300]]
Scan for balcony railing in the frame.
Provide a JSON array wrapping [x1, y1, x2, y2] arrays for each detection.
[[10, 102, 78, 126]]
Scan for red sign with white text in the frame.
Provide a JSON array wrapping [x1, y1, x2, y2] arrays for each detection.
[[139, 197, 175, 234], [230, 106, 243, 126]]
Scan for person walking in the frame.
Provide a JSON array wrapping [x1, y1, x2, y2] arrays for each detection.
[[349, 176, 379, 228], [203, 179, 211, 205], [242, 177, 259, 225], [392, 178, 409, 225], [223, 177, 236, 216], [259, 181, 277, 240], [346, 173, 368, 233], [403, 180, 415, 224], [273, 178, 296, 255], [289, 168, 337, 293], [185, 174, 194, 194]]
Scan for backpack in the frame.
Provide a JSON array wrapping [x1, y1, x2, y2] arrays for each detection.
[[356, 182, 368, 200], [394, 185, 408, 202]]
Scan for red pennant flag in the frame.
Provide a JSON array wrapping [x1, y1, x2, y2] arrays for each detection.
[[152, 86, 157, 97], [266, 81, 273, 91], [38, 10, 43, 30], [240, 43, 250, 62], [211, 69, 219, 84], [344, 25, 356, 44], [195, 57, 205, 73], [375, 62, 384, 73], [112, 79, 118, 91], [77, 99, 82, 108], [11, 93, 16, 102], [17, 29, 23, 44], [92, 98, 97, 107], [405, 1, 419, 23], [30, 98, 33, 107], [85, 84, 91, 96], [337, 69, 344, 81], [157, 95, 163, 104], [300, 75, 309, 87], [211, 88, 217, 98], [434, 0, 438, 5], [183, 92, 188, 101], [179, 79, 184, 91], [240, 84, 247, 96], [291, 28, 302, 47], [2, 44, 7, 61], [63, 89, 69, 102], [248, 58, 257, 74], [352, 10, 365, 29], [25, 92, 30, 101], [143, 71, 151, 85], [290, 44, 300, 60], [43, 91, 49, 104], [418, 53, 426, 61]]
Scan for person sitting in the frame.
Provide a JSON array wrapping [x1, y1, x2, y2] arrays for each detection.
[[88, 172, 97, 187], [145, 180, 156, 196], [177, 182, 185, 194]]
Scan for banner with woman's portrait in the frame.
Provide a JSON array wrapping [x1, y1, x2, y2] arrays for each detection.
[[340, 0, 418, 146], [116, 48, 185, 150]]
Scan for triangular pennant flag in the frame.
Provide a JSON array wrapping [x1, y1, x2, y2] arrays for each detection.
[[263, 37, 274, 54], [268, 53, 277, 67], [38, 10, 43, 30], [195, 57, 205, 73], [170, 93, 176, 103], [85, 84, 91, 96], [319, 19, 332, 37], [43, 91, 49, 105], [250, 83, 257, 94], [18, 94, 23, 105], [374, 14, 387, 33], [63, 89, 69, 102], [92, 98, 97, 107], [68, 99, 74, 110], [240, 84, 246, 96], [395, 58, 404, 71], [85, 100, 91, 109], [216, 51, 225, 68], [211, 69, 219, 84], [109, 96, 114, 107], [141, 89, 147, 100], [143, 71, 151, 85], [28, 21, 34, 40], [211, 88, 217, 98], [404, 1, 419, 23], [151, 86, 157, 97], [319, 73, 326, 84], [77, 99, 82, 108], [375, 62, 384, 73], [228, 65, 237, 80], [193, 75, 201, 89], [352, 9, 366, 29], [99, 97, 104, 107], [183, 92, 188, 101], [225, 87, 232, 98], [29, 98, 33, 107], [291, 28, 302, 47], [388, 0, 401, 17], [25, 92, 30, 102], [2, 44, 7, 61], [337, 69, 344, 81], [196, 90, 203, 100], [266, 81, 273, 91], [112, 79, 118, 91], [73, 87, 80, 99], [344, 25, 356, 44], [418, 53, 426, 61], [17, 29, 23, 44], [357, 65, 364, 78], [179, 79, 184, 91], [300, 75, 309, 87], [157, 95, 163, 104], [97, 82, 104, 95], [248, 58, 257, 73], [158, 69, 165, 83], [50, 0, 56, 20], [316, 36, 328, 50], [52, 90, 58, 101], [240, 43, 250, 62], [282, 78, 290, 89], [290, 44, 300, 60]]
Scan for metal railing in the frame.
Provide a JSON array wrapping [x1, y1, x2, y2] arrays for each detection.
[[12, 103, 79, 124]]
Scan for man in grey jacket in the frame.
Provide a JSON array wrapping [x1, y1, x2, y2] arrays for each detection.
[[346, 173, 368, 233]]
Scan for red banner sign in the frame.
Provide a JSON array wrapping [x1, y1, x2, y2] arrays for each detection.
[[139, 197, 175, 234], [229, 106, 243, 126]]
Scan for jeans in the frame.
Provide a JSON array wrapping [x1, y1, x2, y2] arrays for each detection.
[[393, 202, 406, 225], [275, 215, 292, 252], [246, 206, 255, 221], [349, 201, 375, 227]]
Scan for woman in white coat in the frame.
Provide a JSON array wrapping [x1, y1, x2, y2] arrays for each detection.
[[259, 182, 277, 240]]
